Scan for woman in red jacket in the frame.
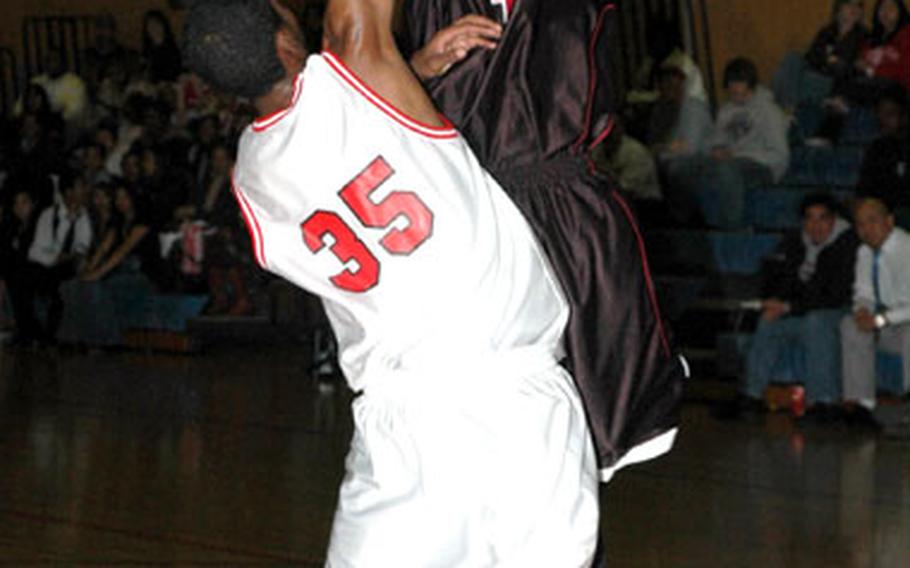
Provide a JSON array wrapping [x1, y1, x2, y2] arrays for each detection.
[[814, 0, 910, 142], [857, 0, 910, 92]]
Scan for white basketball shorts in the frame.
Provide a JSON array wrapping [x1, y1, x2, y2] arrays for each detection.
[[325, 349, 599, 567]]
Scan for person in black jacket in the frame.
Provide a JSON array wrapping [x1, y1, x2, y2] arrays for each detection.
[[773, 0, 866, 111], [744, 193, 860, 410], [0, 190, 38, 346], [856, 86, 910, 214]]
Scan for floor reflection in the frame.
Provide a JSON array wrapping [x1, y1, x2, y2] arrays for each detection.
[[0, 345, 908, 566]]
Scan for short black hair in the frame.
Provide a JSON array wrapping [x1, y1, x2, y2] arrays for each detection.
[[183, 0, 287, 99], [799, 192, 840, 218], [723, 57, 758, 89]]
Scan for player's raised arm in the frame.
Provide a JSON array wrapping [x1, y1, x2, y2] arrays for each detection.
[[322, 0, 446, 127]]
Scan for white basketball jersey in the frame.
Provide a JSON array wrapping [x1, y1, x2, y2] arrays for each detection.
[[233, 52, 567, 391]]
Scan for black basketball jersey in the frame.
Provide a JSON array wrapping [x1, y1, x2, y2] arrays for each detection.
[[404, 0, 687, 481]]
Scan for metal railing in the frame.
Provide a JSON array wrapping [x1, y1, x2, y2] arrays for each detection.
[[22, 15, 103, 79]]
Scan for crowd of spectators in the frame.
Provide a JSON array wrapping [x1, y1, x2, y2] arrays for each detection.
[[0, 1, 907, 428], [0, 9, 271, 348], [608, 0, 910, 429]]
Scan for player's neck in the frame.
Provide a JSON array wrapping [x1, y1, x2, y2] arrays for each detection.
[[254, 75, 298, 120]]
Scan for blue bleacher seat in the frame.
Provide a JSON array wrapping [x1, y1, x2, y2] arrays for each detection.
[[650, 230, 782, 275], [781, 146, 865, 187], [137, 295, 208, 333]]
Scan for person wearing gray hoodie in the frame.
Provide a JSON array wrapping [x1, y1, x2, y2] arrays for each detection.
[[666, 58, 791, 229]]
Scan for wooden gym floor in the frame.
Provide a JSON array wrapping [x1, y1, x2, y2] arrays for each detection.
[[0, 344, 908, 566]]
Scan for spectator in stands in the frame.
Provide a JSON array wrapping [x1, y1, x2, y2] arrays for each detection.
[[120, 150, 142, 186], [22, 174, 92, 345], [29, 50, 90, 141], [623, 15, 707, 140], [816, 0, 910, 142], [8, 113, 58, 210], [591, 119, 662, 203], [187, 114, 219, 191], [665, 58, 790, 229], [841, 197, 910, 418], [80, 142, 112, 188], [856, 86, 910, 218], [18, 84, 64, 148], [82, 183, 160, 285], [627, 15, 708, 106], [138, 143, 192, 232], [92, 120, 135, 179], [857, 0, 910, 93], [648, 62, 714, 164], [0, 190, 37, 346], [175, 140, 251, 316], [142, 10, 183, 84], [743, 193, 859, 415], [88, 181, 116, 256], [83, 15, 139, 103], [59, 183, 158, 346], [773, 0, 867, 112]]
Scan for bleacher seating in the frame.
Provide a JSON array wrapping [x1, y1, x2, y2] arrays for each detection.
[[779, 146, 866, 188], [652, 102, 889, 398]]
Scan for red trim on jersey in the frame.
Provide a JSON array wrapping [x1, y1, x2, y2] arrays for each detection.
[[321, 51, 459, 140], [588, 114, 616, 151], [610, 191, 672, 358], [572, 3, 616, 153], [251, 72, 305, 133], [231, 177, 268, 269]]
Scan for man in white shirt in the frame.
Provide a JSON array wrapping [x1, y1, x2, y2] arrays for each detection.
[[841, 197, 910, 412], [22, 174, 92, 344]]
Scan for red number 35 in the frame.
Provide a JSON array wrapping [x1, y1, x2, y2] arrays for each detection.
[[301, 156, 434, 293]]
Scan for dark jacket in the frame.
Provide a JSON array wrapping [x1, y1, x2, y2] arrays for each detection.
[[0, 215, 37, 278], [761, 225, 860, 315], [856, 133, 910, 208], [805, 22, 866, 84]]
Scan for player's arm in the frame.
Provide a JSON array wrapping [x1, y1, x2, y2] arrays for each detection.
[[321, 0, 444, 127]]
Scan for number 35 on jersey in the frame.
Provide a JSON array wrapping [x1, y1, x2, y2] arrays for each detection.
[[301, 156, 435, 293]]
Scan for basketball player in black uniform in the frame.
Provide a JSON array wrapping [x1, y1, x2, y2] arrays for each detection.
[[403, 0, 687, 481]]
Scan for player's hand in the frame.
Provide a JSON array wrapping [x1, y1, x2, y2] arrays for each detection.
[[410, 15, 502, 81], [855, 308, 877, 333]]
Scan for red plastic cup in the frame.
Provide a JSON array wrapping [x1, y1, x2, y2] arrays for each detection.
[[791, 386, 806, 418]]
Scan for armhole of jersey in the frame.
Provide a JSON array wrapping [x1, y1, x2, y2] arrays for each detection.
[[231, 176, 268, 270], [321, 51, 459, 141]]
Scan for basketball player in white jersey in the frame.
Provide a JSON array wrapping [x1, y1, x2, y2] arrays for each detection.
[[184, 1, 599, 565]]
